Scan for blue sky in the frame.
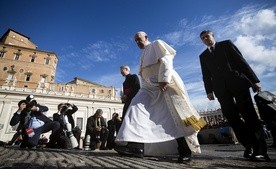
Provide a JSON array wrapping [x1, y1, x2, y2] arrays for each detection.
[[1, 0, 275, 111]]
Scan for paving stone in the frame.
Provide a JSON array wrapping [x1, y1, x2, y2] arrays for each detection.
[[0, 141, 275, 169]]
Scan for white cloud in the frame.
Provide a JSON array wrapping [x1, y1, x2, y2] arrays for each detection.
[[236, 9, 276, 36], [233, 8, 276, 82], [83, 41, 118, 62], [235, 35, 276, 67]]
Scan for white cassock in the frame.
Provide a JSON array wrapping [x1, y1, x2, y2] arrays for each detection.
[[115, 40, 206, 156]]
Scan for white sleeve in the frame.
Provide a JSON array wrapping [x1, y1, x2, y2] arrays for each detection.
[[158, 55, 173, 83]]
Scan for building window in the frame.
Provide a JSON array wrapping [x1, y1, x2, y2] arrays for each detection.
[[45, 54, 51, 65], [0, 47, 7, 58], [76, 118, 83, 130], [7, 73, 14, 80], [14, 53, 20, 60], [0, 51, 5, 58], [31, 56, 35, 62], [59, 86, 65, 91], [25, 71, 32, 81], [100, 89, 104, 93], [25, 74, 31, 81], [14, 50, 22, 60], [30, 52, 37, 62], [45, 58, 50, 64], [40, 76, 46, 83], [91, 88, 96, 93], [40, 74, 47, 83], [3, 67, 7, 71]]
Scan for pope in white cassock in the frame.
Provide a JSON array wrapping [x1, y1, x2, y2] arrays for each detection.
[[115, 31, 206, 163]]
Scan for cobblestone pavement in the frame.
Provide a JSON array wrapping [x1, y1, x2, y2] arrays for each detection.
[[0, 142, 275, 169]]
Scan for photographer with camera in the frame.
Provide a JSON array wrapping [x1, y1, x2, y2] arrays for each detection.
[[9, 100, 27, 147], [53, 103, 81, 149], [10, 95, 60, 149], [84, 109, 109, 150]]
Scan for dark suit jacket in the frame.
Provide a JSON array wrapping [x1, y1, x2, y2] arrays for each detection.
[[199, 40, 259, 98], [10, 104, 49, 130], [85, 115, 107, 135], [123, 74, 140, 103]]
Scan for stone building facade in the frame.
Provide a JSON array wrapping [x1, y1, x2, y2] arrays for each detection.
[[0, 29, 57, 89]]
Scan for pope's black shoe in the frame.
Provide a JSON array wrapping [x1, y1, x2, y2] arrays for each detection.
[[130, 147, 144, 158], [114, 145, 144, 158], [114, 146, 131, 156], [177, 156, 192, 163]]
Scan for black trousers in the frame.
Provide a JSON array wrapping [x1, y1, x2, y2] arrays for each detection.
[[177, 137, 191, 157], [122, 100, 131, 121], [86, 128, 109, 149], [217, 88, 267, 155]]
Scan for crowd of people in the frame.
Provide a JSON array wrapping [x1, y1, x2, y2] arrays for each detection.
[[202, 117, 229, 129], [8, 96, 122, 151], [6, 30, 274, 164]]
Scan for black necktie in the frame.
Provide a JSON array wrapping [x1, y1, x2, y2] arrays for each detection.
[[96, 118, 99, 126], [210, 46, 214, 54]]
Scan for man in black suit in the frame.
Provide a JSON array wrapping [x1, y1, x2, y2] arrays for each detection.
[[53, 103, 81, 149], [199, 30, 270, 162], [120, 65, 140, 120]]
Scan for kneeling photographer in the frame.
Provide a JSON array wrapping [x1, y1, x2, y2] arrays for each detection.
[[10, 95, 60, 149], [53, 103, 81, 149]]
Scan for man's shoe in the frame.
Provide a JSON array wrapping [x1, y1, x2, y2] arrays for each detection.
[[243, 149, 253, 158], [114, 146, 133, 156], [250, 154, 271, 162], [130, 147, 144, 158], [177, 156, 191, 163]]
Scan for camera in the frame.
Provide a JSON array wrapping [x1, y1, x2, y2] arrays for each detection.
[[60, 103, 72, 115], [60, 103, 79, 148], [25, 95, 37, 111], [26, 95, 34, 103], [21, 95, 37, 115]]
